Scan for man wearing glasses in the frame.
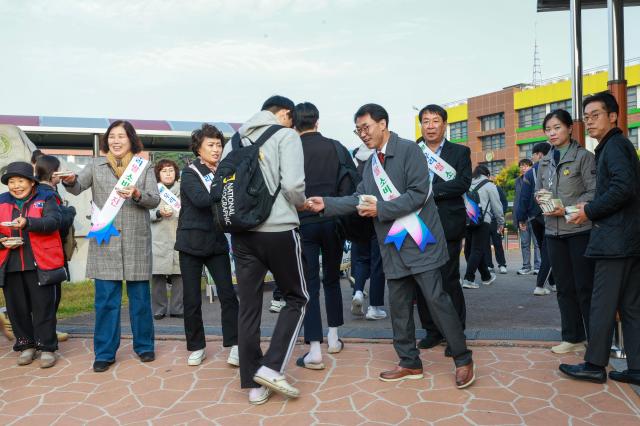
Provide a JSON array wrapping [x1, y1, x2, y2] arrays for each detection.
[[306, 104, 476, 389], [560, 92, 640, 386]]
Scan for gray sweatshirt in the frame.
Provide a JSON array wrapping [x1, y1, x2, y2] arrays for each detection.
[[221, 110, 306, 232], [471, 176, 504, 226]]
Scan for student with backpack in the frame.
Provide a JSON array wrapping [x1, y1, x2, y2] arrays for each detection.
[[462, 165, 504, 289], [292, 102, 350, 370], [217, 96, 307, 405]]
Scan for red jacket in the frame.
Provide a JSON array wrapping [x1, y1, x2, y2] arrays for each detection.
[[0, 187, 64, 286]]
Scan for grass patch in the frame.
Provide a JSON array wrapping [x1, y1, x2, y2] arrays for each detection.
[[1, 279, 129, 320]]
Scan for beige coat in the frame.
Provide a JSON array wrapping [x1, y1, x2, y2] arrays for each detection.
[[150, 182, 180, 275], [65, 157, 160, 281]]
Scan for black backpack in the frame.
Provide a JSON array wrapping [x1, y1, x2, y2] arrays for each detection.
[[465, 179, 491, 229], [210, 125, 283, 233], [334, 144, 375, 243]]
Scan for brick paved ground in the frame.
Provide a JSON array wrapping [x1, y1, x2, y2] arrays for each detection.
[[1, 336, 638, 425]]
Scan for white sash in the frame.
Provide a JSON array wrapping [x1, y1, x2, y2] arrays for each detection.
[[189, 163, 214, 193], [371, 154, 435, 251], [158, 183, 181, 213], [88, 155, 149, 244], [417, 141, 456, 181]]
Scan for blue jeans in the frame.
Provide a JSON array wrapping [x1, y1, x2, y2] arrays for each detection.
[[351, 235, 385, 307], [520, 222, 541, 270], [94, 279, 155, 361]]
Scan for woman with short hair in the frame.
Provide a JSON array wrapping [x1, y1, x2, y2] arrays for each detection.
[[175, 123, 239, 367], [62, 120, 160, 373], [150, 159, 183, 320]]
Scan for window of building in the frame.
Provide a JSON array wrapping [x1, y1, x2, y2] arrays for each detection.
[[628, 86, 638, 109], [479, 160, 506, 177], [481, 113, 504, 131], [480, 133, 505, 151], [449, 121, 467, 141], [518, 105, 546, 128], [518, 143, 535, 159], [550, 99, 572, 116], [629, 127, 639, 149]]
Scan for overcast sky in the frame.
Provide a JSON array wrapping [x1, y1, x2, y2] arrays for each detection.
[[1, 0, 639, 148]]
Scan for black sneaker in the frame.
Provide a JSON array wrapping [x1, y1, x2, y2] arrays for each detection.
[[418, 334, 444, 350], [93, 359, 115, 373], [153, 314, 165, 320], [139, 352, 156, 362]]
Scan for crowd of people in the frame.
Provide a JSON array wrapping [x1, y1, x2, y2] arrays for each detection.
[[0, 91, 638, 404]]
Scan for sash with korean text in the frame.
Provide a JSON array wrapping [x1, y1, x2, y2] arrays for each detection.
[[158, 183, 181, 213]]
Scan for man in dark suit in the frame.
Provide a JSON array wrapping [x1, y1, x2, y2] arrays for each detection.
[[414, 105, 472, 354]]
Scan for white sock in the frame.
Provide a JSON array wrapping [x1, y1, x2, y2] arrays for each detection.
[[249, 386, 267, 399], [304, 341, 322, 364], [327, 327, 339, 348], [256, 365, 280, 380], [354, 290, 363, 299]]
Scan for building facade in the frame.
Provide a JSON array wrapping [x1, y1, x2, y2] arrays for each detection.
[[417, 63, 640, 176]]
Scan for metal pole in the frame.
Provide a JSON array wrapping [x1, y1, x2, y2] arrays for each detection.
[[608, 0, 625, 81], [569, 0, 585, 146], [93, 134, 100, 157]]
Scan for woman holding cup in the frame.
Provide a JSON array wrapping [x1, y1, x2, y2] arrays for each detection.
[[62, 120, 160, 372], [535, 109, 596, 354], [150, 159, 183, 320]]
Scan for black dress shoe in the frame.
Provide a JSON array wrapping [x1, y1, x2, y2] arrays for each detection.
[[444, 346, 452, 357], [170, 314, 184, 319], [93, 360, 115, 373], [609, 369, 640, 386], [559, 362, 606, 383], [139, 352, 156, 362], [418, 335, 444, 350], [153, 314, 165, 320]]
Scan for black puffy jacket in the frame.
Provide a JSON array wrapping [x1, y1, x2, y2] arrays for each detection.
[[584, 128, 640, 258], [174, 159, 229, 257]]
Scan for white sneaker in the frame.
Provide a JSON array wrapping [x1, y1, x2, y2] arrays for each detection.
[[188, 349, 206, 366], [351, 291, 364, 316], [547, 284, 557, 292], [482, 273, 497, 286], [462, 279, 480, 289], [227, 345, 239, 367], [499, 266, 508, 274], [517, 268, 532, 275], [269, 300, 285, 313], [532, 269, 540, 275], [551, 341, 586, 354], [365, 306, 387, 320], [533, 287, 551, 296]]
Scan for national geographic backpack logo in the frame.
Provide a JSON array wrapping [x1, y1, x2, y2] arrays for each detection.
[[223, 173, 236, 184], [221, 179, 235, 225]]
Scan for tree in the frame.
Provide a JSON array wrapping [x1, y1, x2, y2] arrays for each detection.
[[494, 162, 520, 202]]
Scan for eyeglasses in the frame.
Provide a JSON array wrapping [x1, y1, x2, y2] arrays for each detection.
[[584, 110, 604, 123], [353, 124, 371, 136]]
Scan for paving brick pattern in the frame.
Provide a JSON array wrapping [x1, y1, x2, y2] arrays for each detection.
[[1, 337, 638, 425]]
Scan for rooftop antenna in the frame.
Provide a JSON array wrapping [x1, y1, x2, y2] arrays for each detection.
[[532, 22, 542, 86]]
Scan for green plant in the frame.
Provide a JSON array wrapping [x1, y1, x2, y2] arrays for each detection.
[[494, 162, 520, 202]]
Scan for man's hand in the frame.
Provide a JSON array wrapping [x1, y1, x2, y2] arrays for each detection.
[[567, 202, 589, 225], [357, 198, 377, 218], [61, 174, 77, 185], [305, 197, 325, 213], [519, 221, 527, 232], [543, 206, 566, 217], [497, 225, 504, 234]]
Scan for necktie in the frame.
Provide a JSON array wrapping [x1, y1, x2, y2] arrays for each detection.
[[377, 151, 385, 165]]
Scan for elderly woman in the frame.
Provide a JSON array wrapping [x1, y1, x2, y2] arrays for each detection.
[[150, 159, 183, 320], [62, 120, 160, 373], [175, 123, 239, 367]]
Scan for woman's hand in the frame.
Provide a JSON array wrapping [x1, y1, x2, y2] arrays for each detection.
[[118, 186, 141, 200], [1, 237, 20, 249], [10, 217, 27, 229], [160, 208, 173, 218]]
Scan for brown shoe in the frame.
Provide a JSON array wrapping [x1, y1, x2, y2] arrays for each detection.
[[379, 365, 424, 382], [455, 362, 476, 389]]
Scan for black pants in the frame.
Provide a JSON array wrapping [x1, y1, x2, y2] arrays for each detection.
[[232, 230, 308, 388], [546, 234, 594, 343], [388, 269, 471, 368], [300, 220, 343, 343], [464, 223, 492, 282], [585, 257, 640, 369], [530, 219, 555, 288], [417, 238, 466, 337], [3, 270, 58, 352], [484, 219, 506, 268], [179, 251, 238, 350]]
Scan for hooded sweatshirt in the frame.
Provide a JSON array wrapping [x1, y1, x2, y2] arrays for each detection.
[[221, 110, 306, 232], [470, 176, 505, 226]]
